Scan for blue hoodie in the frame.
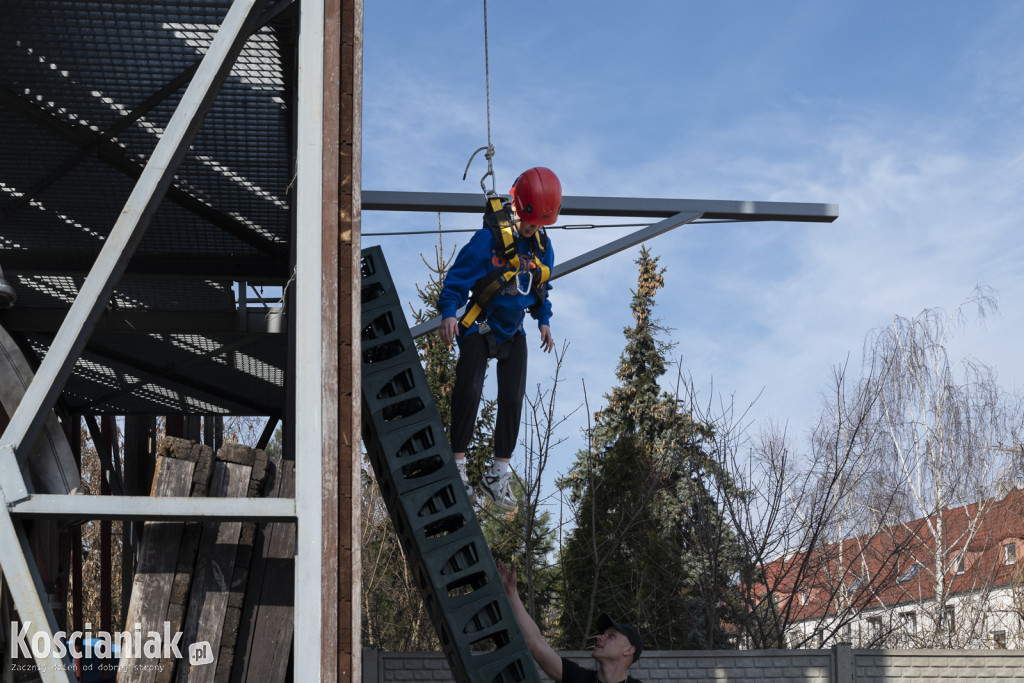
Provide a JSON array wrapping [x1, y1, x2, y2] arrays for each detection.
[[437, 225, 554, 345]]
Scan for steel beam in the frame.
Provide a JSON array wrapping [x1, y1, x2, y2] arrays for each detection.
[[83, 415, 126, 496], [1, 307, 286, 335], [73, 336, 278, 415], [2, 62, 201, 218], [362, 190, 839, 223], [256, 416, 280, 450], [409, 210, 703, 338], [1, 0, 299, 219], [1, 0, 297, 219], [293, 0, 325, 678], [9, 494, 296, 522], [551, 210, 703, 278], [0, 251, 289, 281], [0, 510, 74, 681]]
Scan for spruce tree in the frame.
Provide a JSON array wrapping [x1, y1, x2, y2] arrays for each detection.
[[558, 246, 742, 650]]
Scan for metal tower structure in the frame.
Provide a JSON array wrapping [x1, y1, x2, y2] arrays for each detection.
[[1, 0, 362, 680]]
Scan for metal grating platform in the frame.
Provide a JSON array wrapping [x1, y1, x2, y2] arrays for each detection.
[[0, 0, 296, 416]]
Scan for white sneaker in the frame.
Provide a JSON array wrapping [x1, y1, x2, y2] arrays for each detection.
[[478, 472, 517, 512], [459, 470, 477, 504]]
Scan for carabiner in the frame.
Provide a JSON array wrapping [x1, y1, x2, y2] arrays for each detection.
[[516, 267, 533, 296]]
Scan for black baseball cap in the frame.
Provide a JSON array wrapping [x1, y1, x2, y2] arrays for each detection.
[[596, 613, 643, 662]]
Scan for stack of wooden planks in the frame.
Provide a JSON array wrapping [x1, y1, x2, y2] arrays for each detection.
[[119, 436, 294, 683]]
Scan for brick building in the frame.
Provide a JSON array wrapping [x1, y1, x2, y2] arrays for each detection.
[[759, 485, 1024, 650]]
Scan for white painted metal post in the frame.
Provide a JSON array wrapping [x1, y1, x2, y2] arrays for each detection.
[[294, 0, 325, 679]]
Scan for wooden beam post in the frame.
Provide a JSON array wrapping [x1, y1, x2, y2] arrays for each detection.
[[322, 0, 362, 679]]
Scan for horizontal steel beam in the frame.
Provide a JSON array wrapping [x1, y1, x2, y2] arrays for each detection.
[[362, 190, 839, 223], [9, 494, 296, 522], [1, 251, 290, 281], [75, 335, 280, 415], [2, 307, 286, 334]]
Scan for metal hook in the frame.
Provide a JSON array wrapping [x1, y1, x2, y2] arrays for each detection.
[[463, 144, 496, 195]]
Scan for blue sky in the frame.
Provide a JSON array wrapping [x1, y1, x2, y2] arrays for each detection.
[[360, 2, 1024, 505]]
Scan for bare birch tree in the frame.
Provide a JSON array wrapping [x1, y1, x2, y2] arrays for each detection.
[[860, 288, 1023, 647]]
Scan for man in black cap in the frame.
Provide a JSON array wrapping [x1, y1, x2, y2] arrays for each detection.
[[497, 562, 644, 683]]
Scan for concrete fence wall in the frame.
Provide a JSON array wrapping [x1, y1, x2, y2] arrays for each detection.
[[362, 645, 1024, 682]]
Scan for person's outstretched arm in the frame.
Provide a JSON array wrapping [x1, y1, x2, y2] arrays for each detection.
[[497, 561, 563, 681]]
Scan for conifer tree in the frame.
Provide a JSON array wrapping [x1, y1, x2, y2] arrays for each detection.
[[558, 246, 742, 650]]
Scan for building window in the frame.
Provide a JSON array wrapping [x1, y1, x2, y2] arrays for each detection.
[[897, 562, 923, 584], [954, 554, 965, 574], [992, 630, 1007, 649], [941, 605, 956, 634], [867, 616, 883, 646], [1004, 542, 1017, 565], [901, 611, 917, 635]]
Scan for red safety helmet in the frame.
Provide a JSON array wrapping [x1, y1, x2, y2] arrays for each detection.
[[511, 167, 561, 226]]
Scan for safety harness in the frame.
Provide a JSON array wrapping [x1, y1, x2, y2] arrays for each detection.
[[458, 194, 551, 331]]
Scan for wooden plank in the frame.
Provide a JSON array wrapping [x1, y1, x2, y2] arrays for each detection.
[[322, 0, 341, 666], [174, 461, 251, 683], [120, 456, 195, 683], [156, 437, 216, 496], [230, 455, 295, 683], [148, 439, 218, 682], [213, 444, 265, 681], [216, 446, 268, 683], [0, 322, 81, 495], [327, 0, 363, 679]]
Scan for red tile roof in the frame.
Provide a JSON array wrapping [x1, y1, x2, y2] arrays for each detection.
[[757, 486, 1024, 620]]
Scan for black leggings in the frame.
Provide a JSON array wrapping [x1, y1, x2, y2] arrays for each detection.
[[450, 332, 528, 461]]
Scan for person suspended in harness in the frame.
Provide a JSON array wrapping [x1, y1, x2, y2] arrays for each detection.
[[438, 166, 560, 511]]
